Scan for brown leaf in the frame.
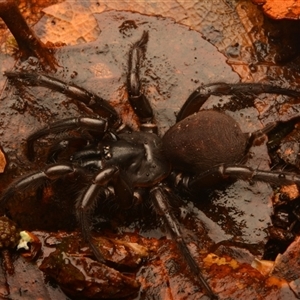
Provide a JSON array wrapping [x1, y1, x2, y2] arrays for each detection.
[[0, 147, 6, 173], [252, 0, 300, 19]]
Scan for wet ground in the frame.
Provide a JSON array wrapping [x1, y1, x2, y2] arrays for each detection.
[[1, 0, 300, 299]]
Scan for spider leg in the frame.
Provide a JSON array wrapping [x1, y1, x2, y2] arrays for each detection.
[[4, 71, 119, 123], [76, 166, 133, 262], [27, 117, 108, 161], [245, 122, 278, 153], [0, 163, 133, 263], [0, 164, 85, 206], [68, 131, 119, 164], [151, 186, 218, 299], [46, 137, 91, 163], [127, 31, 157, 133], [5, 30, 157, 132], [177, 82, 300, 121], [185, 163, 300, 191], [0, 0, 56, 69]]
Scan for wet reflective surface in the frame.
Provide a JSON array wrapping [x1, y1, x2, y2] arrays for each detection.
[[1, 1, 300, 299]]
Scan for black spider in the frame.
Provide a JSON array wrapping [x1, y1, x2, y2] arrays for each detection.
[[2, 3, 300, 300]]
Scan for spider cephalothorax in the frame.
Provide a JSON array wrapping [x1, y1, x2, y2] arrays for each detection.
[[2, 2, 300, 299]]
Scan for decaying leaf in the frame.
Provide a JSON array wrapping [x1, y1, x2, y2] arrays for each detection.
[[0, 147, 6, 173], [35, 0, 106, 45], [1, 0, 300, 299], [252, 0, 300, 19], [40, 252, 140, 299]]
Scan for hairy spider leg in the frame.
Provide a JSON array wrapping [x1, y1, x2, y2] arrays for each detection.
[[0, 0, 56, 69], [151, 187, 218, 300], [46, 132, 116, 165], [46, 137, 92, 164], [178, 82, 300, 121], [26, 117, 109, 161], [183, 163, 300, 192], [0, 163, 132, 262], [76, 166, 133, 262], [5, 71, 119, 125], [127, 31, 157, 133], [0, 164, 86, 207]]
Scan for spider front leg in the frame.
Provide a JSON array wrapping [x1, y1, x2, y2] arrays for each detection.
[[46, 137, 91, 164], [26, 116, 109, 161], [4, 30, 156, 132], [127, 31, 157, 133], [0, 163, 134, 264], [76, 166, 133, 263], [5, 71, 119, 124], [178, 82, 300, 121], [0, 163, 85, 206]]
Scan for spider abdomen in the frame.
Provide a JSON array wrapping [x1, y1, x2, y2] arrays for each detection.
[[162, 110, 247, 173]]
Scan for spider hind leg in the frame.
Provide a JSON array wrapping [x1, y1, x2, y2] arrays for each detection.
[[151, 186, 218, 299], [186, 164, 300, 192]]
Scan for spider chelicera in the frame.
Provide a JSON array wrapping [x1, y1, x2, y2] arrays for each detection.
[[2, 2, 300, 299]]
